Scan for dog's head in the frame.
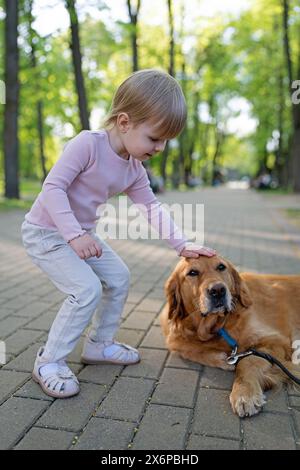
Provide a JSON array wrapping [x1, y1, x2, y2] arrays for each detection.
[[165, 255, 252, 340]]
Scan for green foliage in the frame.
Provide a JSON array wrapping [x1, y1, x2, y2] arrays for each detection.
[[1, 0, 299, 189]]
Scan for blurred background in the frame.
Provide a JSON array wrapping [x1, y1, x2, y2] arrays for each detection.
[[0, 0, 300, 207]]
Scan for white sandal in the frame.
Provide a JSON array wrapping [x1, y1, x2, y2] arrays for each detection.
[[32, 347, 80, 398], [81, 338, 140, 365]]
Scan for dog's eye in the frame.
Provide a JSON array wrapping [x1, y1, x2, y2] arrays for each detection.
[[217, 264, 226, 271], [187, 270, 200, 277]]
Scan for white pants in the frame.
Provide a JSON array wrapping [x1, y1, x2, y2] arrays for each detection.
[[21, 220, 130, 363]]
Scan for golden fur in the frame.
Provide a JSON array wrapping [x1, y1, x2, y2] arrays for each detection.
[[160, 255, 300, 417]]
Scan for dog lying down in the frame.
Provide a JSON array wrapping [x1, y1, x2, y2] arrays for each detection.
[[160, 255, 300, 417]]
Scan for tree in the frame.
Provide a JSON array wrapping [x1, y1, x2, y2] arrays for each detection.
[[160, 0, 175, 183], [25, 0, 47, 181], [4, 0, 19, 198], [282, 0, 300, 192], [65, 0, 90, 129], [126, 0, 141, 72]]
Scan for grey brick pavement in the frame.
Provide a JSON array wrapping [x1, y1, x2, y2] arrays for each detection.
[[0, 187, 300, 450]]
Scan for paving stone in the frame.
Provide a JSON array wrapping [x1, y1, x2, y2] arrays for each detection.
[[0, 316, 30, 339], [187, 434, 240, 450], [121, 348, 168, 379], [14, 378, 55, 402], [137, 298, 165, 313], [1, 294, 40, 311], [263, 388, 288, 413], [3, 343, 42, 372], [192, 388, 240, 439], [200, 367, 235, 391], [289, 396, 300, 408], [121, 310, 156, 330], [132, 404, 190, 450], [0, 307, 14, 321], [36, 382, 106, 432], [152, 367, 199, 407], [0, 397, 49, 449], [14, 427, 75, 450], [0, 370, 30, 403], [5, 329, 44, 355], [116, 328, 144, 348], [78, 364, 123, 385], [1, 189, 300, 450], [14, 300, 52, 318], [127, 292, 146, 304], [96, 377, 155, 421], [242, 412, 296, 450], [166, 351, 203, 371], [292, 408, 300, 440], [23, 310, 57, 331], [121, 302, 136, 319], [74, 417, 135, 450], [140, 326, 167, 349]]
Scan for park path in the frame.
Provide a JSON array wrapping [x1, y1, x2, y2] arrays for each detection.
[[0, 187, 299, 450]]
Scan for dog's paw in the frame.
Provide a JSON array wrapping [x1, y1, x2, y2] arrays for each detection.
[[229, 386, 266, 418]]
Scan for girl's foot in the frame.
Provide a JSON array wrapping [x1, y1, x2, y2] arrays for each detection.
[[81, 338, 140, 365], [32, 347, 80, 398]]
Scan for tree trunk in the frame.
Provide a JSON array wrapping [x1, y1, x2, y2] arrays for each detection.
[[4, 0, 19, 199], [37, 101, 47, 182], [274, 68, 285, 185], [185, 88, 200, 185], [127, 0, 141, 72], [282, 0, 300, 192], [160, 0, 175, 183], [211, 130, 223, 185], [65, 0, 90, 130], [27, 0, 47, 182]]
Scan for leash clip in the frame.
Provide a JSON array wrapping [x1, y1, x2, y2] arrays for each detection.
[[227, 349, 253, 365]]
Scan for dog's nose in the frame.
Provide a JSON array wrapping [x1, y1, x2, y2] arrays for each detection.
[[208, 284, 226, 299]]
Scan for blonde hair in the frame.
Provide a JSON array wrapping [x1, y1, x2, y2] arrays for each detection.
[[103, 69, 187, 139]]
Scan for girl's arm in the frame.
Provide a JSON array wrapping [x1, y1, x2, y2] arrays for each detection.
[[125, 166, 215, 258], [40, 131, 93, 242]]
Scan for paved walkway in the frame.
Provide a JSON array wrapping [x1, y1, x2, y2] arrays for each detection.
[[0, 187, 300, 450]]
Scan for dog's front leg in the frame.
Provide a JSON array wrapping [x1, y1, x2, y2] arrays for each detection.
[[167, 339, 234, 370], [229, 355, 271, 417]]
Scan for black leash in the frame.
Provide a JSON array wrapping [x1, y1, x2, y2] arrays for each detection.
[[217, 328, 300, 386]]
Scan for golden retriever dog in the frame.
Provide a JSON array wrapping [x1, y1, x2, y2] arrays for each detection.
[[160, 255, 300, 417]]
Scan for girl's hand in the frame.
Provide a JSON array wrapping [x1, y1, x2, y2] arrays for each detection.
[[69, 233, 102, 260], [180, 243, 216, 259]]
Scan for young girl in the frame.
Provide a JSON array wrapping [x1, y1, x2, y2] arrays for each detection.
[[21, 69, 216, 399]]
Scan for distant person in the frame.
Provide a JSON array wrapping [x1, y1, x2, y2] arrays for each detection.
[[21, 69, 216, 398]]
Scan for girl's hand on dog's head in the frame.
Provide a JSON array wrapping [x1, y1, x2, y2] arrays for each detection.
[[180, 244, 216, 258]]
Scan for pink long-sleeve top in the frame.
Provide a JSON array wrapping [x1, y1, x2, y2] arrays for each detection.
[[25, 130, 188, 254]]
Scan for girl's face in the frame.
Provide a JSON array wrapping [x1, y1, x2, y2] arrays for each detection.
[[122, 120, 167, 162]]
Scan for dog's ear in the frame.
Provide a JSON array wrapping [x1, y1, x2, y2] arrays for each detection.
[[229, 262, 252, 308], [165, 271, 186, 323]]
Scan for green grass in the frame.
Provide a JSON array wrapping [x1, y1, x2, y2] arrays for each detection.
[[257, 187, 293, 196], [286, 209, 300, 217], [0, 178, 42, 212], [284, 208, 300, 228]]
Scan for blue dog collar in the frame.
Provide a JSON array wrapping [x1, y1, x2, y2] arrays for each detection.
[[217, 328, 238, 349]]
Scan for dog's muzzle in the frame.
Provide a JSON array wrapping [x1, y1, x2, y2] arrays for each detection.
[[201, 283, 230, 317]]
